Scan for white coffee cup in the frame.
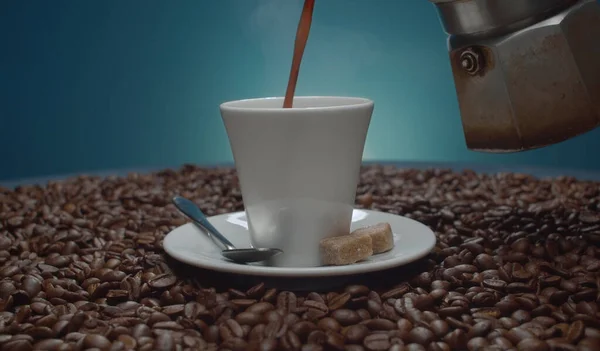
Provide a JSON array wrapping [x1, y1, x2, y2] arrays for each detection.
[[219, 96, 374, 267]]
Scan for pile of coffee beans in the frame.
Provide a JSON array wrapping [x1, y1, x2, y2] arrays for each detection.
[[1, 164, 599, 351]]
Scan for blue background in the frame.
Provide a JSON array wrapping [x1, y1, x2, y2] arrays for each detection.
[[1, 0, 599, 181]]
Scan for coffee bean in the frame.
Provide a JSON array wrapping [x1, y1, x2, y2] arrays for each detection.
[[515, 339, 549, 351], [438, 306, 465, 318], [276, 292, 297, 313], [408, 327, 434, 345], [511, 309, 531, 324], [405, 344, 426, 351], [307, 292, 325, 304], [203, 324, 221, 343], [546, 338, 577, 351], [2, 339, 33, 351], [228, 288, 246, 299], [325, 331, 345, 350], [466, 337, 488, 351], [393, 318, 411, 334], [291, 320, 317, 339], [474, 254, 496, 270], [131, 323, 151, 339], [331, 309, 361, 326], [1, 266, 20, 278], [307, 330, 327, 345], [21, 276, 42, 299], [350, 297, 369, 310], [301, 344, 324, 351], [579, 212, 600, 224], [264, 318, 286, 339], [328, 293, 351, 310], [444, 329, 467, 350], [495, 298, 520, 315], [147, 274, 177, 289], [245, 283, 265, 299], [221, 337, 248, 351], [381, 284, 409, 300], [366, 300, 382, 318], [101, 270, 126, 283], [540, 275, 562, 287], [576, 301, 598, 316], [44, 256, 71, 268], [482, 279, 506, 291], [220, 319, 244, 340], [488, 336, 511, 348], [566, 320, 585, 343], [280, 330, 301, 350], [345, 285, 369, 297], [344, 324, 369, 344], [259, 288, 276, 302], [579, 338, 600, 351], [248, 324, 265, 342], [231, 299, 257, 308], [235, 311, 262, 326], [506, 327, 536, 345], [246, 301, 275, 314], [366, 320, 395, 332], [26, 326, 54, 339], [468, 320, 492, 338], [363, 333, 390, 351], [182, 301, 205, 320], [117, 335, 136, 349], [425, 320, 446, 338], [304, 300, 329, 319], [264, 310, 283, 323], [345, 346, 366, 351], [83, 334, 111, 351], [584, 327, 600, 338], [316, 317, 339, 332]]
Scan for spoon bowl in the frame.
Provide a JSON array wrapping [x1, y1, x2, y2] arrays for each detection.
[[222, 248, 283, 263], [172, 196, 283, 263]]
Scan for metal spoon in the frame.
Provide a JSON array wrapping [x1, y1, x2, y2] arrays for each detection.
[[172, 196, 283, 263]]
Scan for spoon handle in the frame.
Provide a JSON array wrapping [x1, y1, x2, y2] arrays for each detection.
[[172, 196, 237, 250]]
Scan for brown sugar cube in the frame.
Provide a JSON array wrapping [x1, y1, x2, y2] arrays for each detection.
[[319, 233, 373, 266], [351, 222, 394, 254]]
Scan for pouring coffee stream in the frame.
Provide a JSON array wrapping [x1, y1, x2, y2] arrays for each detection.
[[283, 0, 315, 109]]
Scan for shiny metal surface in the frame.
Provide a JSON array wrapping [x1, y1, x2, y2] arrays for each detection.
[[430, 0, 575, 36], [172, 196, 283, 263], [221, 248, 283, 265], [430, 0, 600, 152]]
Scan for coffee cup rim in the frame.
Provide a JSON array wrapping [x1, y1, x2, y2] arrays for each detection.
[[220, 96, 373, 112]]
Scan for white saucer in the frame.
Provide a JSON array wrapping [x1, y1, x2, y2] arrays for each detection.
[[163, 209, 436, 278]]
